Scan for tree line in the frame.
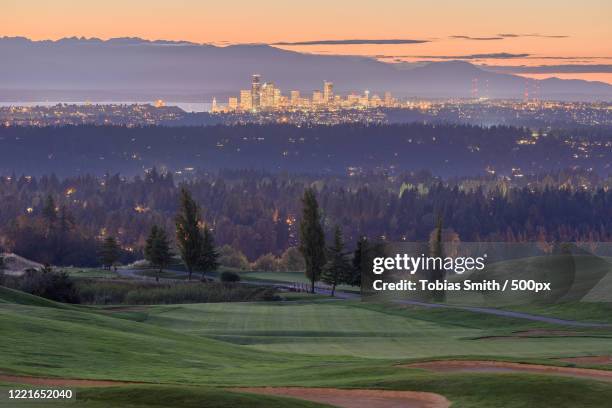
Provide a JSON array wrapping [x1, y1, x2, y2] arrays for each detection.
[[0, 170, 610, 268]]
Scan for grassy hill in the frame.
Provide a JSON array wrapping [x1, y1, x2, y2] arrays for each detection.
[[1, 286, 612, 407]]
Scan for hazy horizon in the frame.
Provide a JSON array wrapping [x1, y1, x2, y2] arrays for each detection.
[[2, 0, 611, 84]]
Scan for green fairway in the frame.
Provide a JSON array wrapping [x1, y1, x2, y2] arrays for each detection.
[[239, 270, 358, 291], [59, 268, 120, 279], [142, 301, 612, 359], [1, 285, 612, 407]]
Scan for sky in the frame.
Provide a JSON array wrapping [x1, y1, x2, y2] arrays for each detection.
[[2, 0, 611, 83]]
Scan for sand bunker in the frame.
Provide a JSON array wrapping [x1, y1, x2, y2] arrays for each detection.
[[234, 387, 450, 408], [0, 373, 138, 387], [405, 360, 612, 382]]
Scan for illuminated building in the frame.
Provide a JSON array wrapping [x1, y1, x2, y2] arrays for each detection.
[[323, 81, 333, 104], [240, 90, 252, 110], [312, 90, 323, 105], [260, 82, 276, 108], [370, 94, 382, 107], [251, 74, 261, 108], [228, 97, 238, 110], [290, 90, 300, 106], [359, 90, 370, 107], [384, 91, 393, 107]]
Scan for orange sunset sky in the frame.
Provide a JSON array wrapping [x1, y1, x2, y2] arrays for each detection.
[[2, 0, 611, 83]]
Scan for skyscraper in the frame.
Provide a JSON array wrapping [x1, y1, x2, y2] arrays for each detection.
[[323, 81, 333, 104], [290, 90, 300, 106], [228, 97, 238, 110], [251, 74, 261, 108], [240, 89, 252, 110], [260, 82, 275, 108]]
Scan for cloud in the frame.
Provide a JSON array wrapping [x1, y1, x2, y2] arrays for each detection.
[[498, 33, 569, 38], [273, 39, 428, 45], [411, 53, 530, 60], [485, 65, 612, 74], [450, 35, 504, 41]]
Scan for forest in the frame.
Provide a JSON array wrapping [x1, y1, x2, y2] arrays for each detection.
[[0, 168, 610, 267], [0, 123, 610, 177]]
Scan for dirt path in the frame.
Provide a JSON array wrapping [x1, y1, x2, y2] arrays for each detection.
[[234, 387, 450, 408], [404, 360, 612, 382], [0, 373, 140, 387]]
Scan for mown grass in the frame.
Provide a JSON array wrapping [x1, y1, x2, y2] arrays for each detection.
[[501, 302, 612, 324], [1, 286, 612, 407], [0, 384, 331, 408], [58, 268, 120, 279], [141, 300, 612, 360]]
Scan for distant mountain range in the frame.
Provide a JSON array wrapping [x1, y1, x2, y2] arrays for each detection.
[[1, 37, 610, 101]]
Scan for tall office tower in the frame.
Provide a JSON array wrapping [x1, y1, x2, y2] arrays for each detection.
[[312, 90, 323, 105], [260, 82, 275, 108], [211, 97, 218, 112], [251, 74, 261, 108], [273, 88, 282, 108], [290, 90, 300, 106], [323, 81, 333, 104], [240, 89, 252, 110], [384, 91, 393, 107], [228, 97, 238, 110]]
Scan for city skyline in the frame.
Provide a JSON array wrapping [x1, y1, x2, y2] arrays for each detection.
[[211, 75, 397, 112], [2, 0, 611, 84]]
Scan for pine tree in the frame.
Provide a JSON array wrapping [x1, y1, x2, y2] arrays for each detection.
[[299, 188, 326, 293], [41, 194, 57, 235], [175, 188, 202, 280], [321, 225, 351, 296], [144, 225, 173, 282], [99, 236, 120, 270], [350, 236, 368, 288], [198, 225, 219, 281], [429, 215, 445, 302]]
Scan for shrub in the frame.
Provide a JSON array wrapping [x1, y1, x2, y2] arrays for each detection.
[[123, 282, 275, 305], [76, 280, 135, 304], [220, 270, 241, 282], [218, 245, 250, 270], [251, 253, 279, 271], [279, 247, 306, 271], [74, 280, 276, 305], [18, 267, 79, 303]]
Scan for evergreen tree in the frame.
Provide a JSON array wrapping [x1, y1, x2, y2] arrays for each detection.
[[175, 188, 202, 280], [321, 225, 351, 296], [198, 225, 219, 281], [41, 194, 57, 234], [299, 188, 326, 293], [99, 236, 120, 270], [429, 216, 445, 302], [144, 225, 173, 282], [350, 236, 368, 288]]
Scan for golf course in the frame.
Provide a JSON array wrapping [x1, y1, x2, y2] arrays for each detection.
[[1, 271, 611, 408]]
